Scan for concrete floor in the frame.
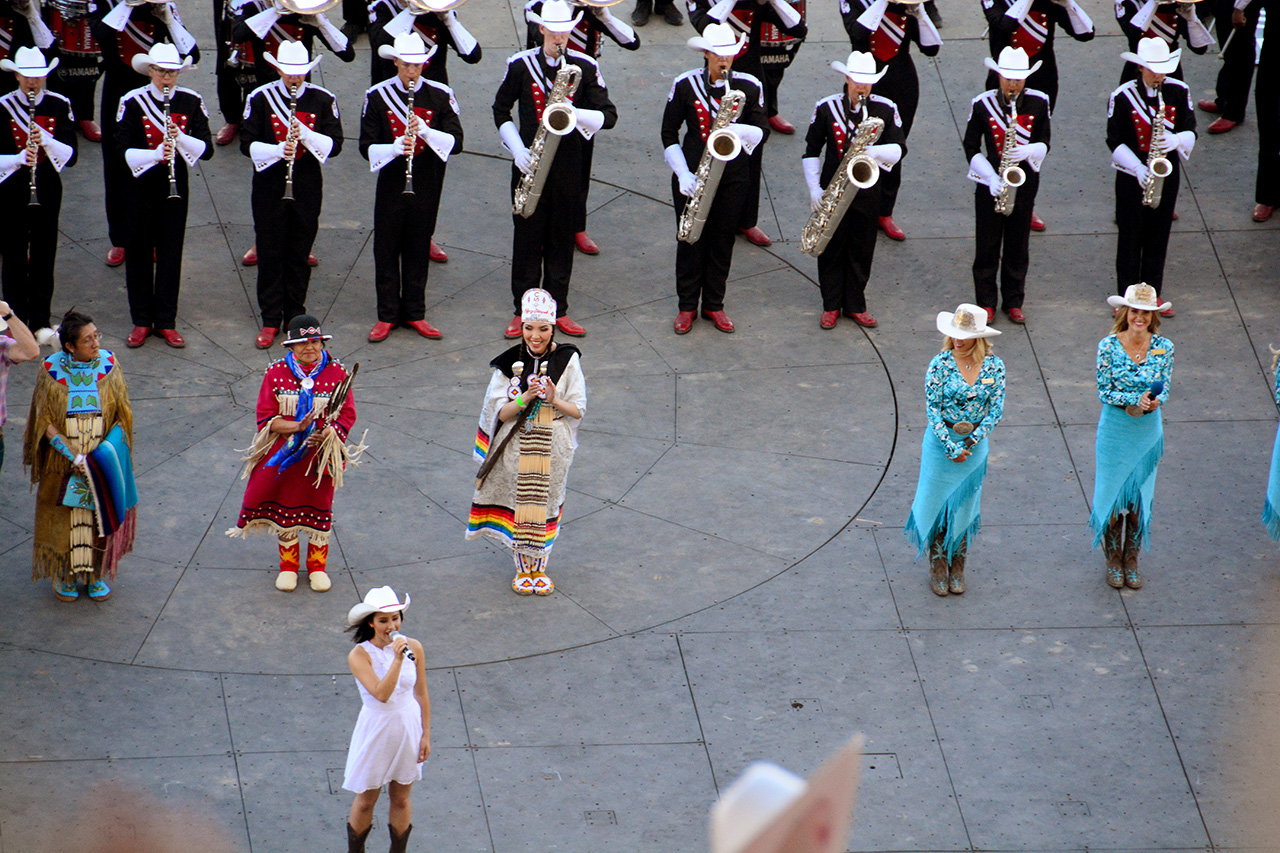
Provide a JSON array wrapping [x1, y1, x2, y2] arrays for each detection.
[[1, 0, 1279, 850]]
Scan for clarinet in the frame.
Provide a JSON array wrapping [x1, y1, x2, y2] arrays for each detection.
[[403, 83, 416, 196], [26, 89, 39, 207], [163, 85, 180, 199], [282, 83, 299, 202]]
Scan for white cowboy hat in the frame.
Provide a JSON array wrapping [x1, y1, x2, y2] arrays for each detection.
[[710, 763, 807, 853], [1121, 37, 1181, 74], [130, 42, 192, 75], [529, 0, 583, 33], [521, 288, 557, 324], [688, 22, 747, 57], [265, 40, 320, 75], [1107, 282, 1171, 313], [831, 51, 886, 85], [937, 304, 1002, 340], [0, 46, 59, 77], [377, 31, 437, 64], [347, 586, 412, 625], [125, 0, 169, 7], [983, 46, 1042, 80]]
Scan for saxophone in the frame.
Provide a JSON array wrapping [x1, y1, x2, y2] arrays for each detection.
[[512, 46, 581, 218], [677, 88, 746, 244], [993, 107, 1025, 217], [1142, 87, 1173, 209], [799, 109, 883, 257]]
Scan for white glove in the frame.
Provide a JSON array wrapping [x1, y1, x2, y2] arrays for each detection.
[[245, 6, 281, 38], [967, 152, 1002, 196], [910, 2, 943, 46], [295, 124, 334, 163], [1058, 0, 1094, 33], [309, 13, 349, 50], [708, 0, 737, 21], [39, 134, 74, 171], [249, 139, 284, 171], [1009, 140, 1047, 170], [499, 121, 533, 175], [443, 10, 479, 54], [575, 107, 606, 140], [423, 126, 455, 161], [124, 146, 166, 176], [1182, 11, 1213, 47], [855, 0, 888, 30], [1130, 0, 1158, 31], [384, 7, 414, 36], [732, 123, 764, 154], [1162, 128, 1195, 159], [1111, 143, 1148, 182], [24, 5, 56, 47], [865, 142, 901, 170], [768, 0, 802, 27], [1005, 0, 1033, 22], [591, 5, 637, 44], [802, 156, 823, 211], [0, 151, 25, 183], [665, 143, 697, 197], [174, 130, 206, 166]]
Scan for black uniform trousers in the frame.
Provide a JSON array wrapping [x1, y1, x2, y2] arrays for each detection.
[[253, 159, 321, 327], [0, 172, 61, 329], [101, 72, 140, 247], [973, 173, 1038, 310], [124, 168, 190, 329], [817, 198, 878, 313], [1212, 0, 1258, 122], [511, 164, 576, 317], [762, 65, 786, 119], [374, 157, 443, 324], [213, 0, 247, 122], [575, 137, 593, 234], [674, 174, 747, 313], [1256, 36, 1279, 205], [874, 55, 918, 218], [1115, 168, 1178, 295]]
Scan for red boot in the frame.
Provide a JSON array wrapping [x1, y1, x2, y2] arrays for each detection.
[[276, 539, 300, 591], [307, 542, 331, 592]]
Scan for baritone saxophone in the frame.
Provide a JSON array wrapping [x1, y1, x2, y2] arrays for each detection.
[[677, 88, 746, 244], [512, 46, 581, 218], [799, 112, 883, 257]]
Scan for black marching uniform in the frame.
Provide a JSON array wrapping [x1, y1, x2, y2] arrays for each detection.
[[0, 87, 76, 328], [115, 82, 212, 330], [661, 70, 769, 314], [367, 1, 481, 85], [842, 0, 939, 219], [44, 0, 104, 121], [359, 77, 463, 325], [213, 0, 254, 127], [804, 92, 904, 315], [230, 0, 354, 89], [524, 0, 636, 236], [964, 87, 1050, 312], [982, 0, 1092, 110], [1254, 0, 1278, 209], [493, 47, 616, 318], [0, 1, 51, 96], [92, 0, 198, 248], [689, 0, 805, 233], [1115, 0, 1210, 81], [1206, 0, 1260, 123], [240, 79, 341, 328], [1106, 75, 1195, 295]]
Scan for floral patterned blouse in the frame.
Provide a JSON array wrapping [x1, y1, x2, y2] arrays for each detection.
[[926, 351, 1007, 459], [1095, 333, 1174, 407]]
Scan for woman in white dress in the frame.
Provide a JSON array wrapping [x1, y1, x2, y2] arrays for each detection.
[[343, 586, 431, 853]]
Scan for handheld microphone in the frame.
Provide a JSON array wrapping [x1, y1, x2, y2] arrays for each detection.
[[1148, 381, 1164, 397], [389, 631, 415, 661]]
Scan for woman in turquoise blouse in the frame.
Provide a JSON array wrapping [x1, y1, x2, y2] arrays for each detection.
[[1093, 284, 1174, 590], [906, 304, 1006, 597]]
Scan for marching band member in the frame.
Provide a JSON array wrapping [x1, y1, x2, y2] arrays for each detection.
[[690, 0, 805, 247], [241, 41, 341, 349], [0, 47, 77, 332], [367, 0, 477, 264], [115, 42, 212, 348], [93, 0, 198, 268], [1107, 37, 1195, 311], [964, 47, 1050, 325], [801, 51, 904, 329], [1250, 0, 1277, 222], [493, 0, 616, 339], [0, 0, 55, 97], [42, 0, 104, 139], [841, 0, 939, 241], [525, 0, 637, 256], [1196, 0, 1259, 135], [1115, 0, 1210, 82], [662, 22, 767, 335], [630, 0, 682, 25], [212, 0, 255, 145], [359, 32, 463, 342]]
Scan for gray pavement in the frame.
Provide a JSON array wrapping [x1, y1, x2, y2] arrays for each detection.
[[1, 0, 1279, 849]]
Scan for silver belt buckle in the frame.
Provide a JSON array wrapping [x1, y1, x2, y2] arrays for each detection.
[[952, 421, 975, 435], [1125, 404, 1144, 417]]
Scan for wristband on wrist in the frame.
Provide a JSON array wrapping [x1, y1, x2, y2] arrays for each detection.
[[49, 434, 76, 462], [515, 392, 524, 408]]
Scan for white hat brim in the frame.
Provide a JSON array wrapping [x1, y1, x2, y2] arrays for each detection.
[[347, 591, 412, 625], [0, 57, 59, 76], [529, 9, 584, 32], [377, 43, 438, 63], [831, 59, 886, 84], [982, 55, 1042, 80], [1120, 49, 1181, 73], [130, 53, 193, 75], [937, 311, 1001, 340], [265, 53, 321, 74], [1107, 294, 1172, 312], [687, 32, 748, 57]]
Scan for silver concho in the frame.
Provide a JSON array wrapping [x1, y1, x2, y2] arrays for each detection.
[[301, 377, 315, 391]]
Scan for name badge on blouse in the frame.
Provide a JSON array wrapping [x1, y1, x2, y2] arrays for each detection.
[[1151, 348, 1166, 355], [981, 377, 994, 385]]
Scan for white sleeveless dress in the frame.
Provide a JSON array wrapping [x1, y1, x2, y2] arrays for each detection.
[[342, 640, 424, 792]]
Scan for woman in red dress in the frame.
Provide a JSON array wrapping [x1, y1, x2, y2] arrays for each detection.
[[230, 314, 359, 592]]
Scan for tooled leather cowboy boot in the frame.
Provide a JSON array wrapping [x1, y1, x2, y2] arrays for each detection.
[[928, 534, 949, 597], [1104, 517, 1125, 589], [948, 538, 967, 595], [1121, 511, 1143, 589]]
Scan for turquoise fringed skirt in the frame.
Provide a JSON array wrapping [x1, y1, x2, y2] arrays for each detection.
[[905, 430, 988, 560], [1090, 404, 1164, 550]]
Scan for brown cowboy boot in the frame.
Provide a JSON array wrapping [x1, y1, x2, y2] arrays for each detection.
[[948, 538, 967, 595], [389, 823, 413, 853], [347, 822, 371, 853], [928, 534, 949, 597], [1104, 517, 1124, 589], [1122, 511, 1143, 589]]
